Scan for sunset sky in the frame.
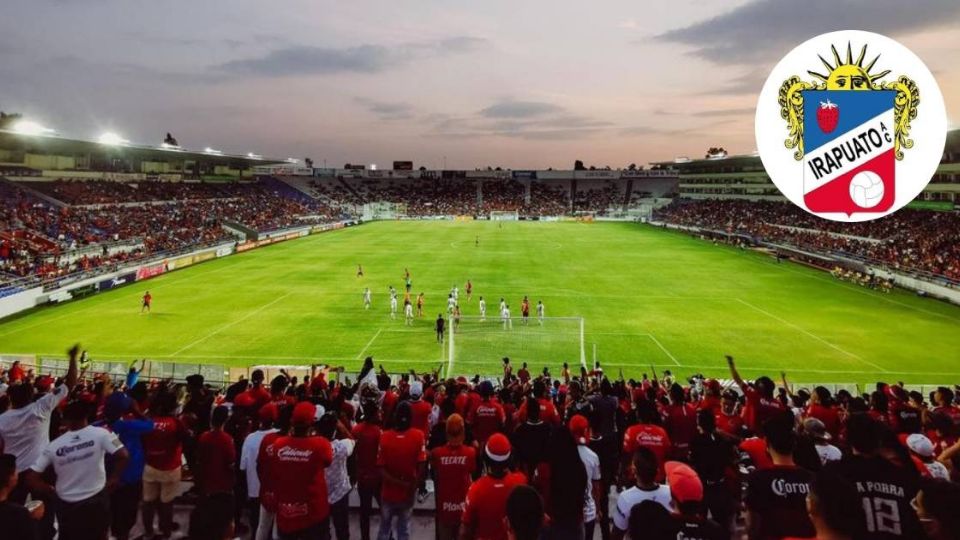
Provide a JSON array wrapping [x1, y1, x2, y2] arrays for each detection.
[[1, 0, 958, 169]]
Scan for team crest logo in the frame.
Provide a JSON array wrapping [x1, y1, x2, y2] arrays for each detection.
[[756, 31, 946, 222]]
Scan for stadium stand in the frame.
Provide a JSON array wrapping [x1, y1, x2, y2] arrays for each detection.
[[654, 199, 960, 282], [2, 352, 960, 540]]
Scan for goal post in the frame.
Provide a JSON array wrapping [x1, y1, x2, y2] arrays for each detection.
[[489, 210, 519, 221], [448, 315, 585, 375]]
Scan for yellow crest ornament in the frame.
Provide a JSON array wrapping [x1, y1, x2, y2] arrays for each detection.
[[756, 30, 946, 222], [778, 42, 919, 161]]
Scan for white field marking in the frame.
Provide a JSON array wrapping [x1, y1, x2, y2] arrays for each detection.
[[647, 334, 681, 367], [51, 353, 431, 364], [355, 328, 383, 360], [735, 297, 889, 373], [0, 258, 249, 338], [595, 361, 960, 378], [165, 292, 295, 357], [746, 251, 960, 323], [10, 349, 960, 378]]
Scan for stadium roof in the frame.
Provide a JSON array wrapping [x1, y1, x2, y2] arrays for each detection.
[[0, 129, 286, 168], [651, 128, 960, 171]]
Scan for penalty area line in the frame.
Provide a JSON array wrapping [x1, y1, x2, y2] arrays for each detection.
[[735, 297, 889, 373], [648, 334, 681, 367], [356, 328, 383, 360], [165, 292, 295, 357]]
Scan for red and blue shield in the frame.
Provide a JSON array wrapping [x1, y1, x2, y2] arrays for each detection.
[[802, 90, 896, 214]]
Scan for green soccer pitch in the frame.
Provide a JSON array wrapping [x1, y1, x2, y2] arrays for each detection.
[[2, 220, 959, 384]]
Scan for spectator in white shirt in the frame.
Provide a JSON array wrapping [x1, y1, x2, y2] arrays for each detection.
[[240, 403, 278, 536], [570, 415, 602, 540], [26, 398, 129, 540], [0, 345, 79, 540], [803, 418, 842, 465], [319, 412, 356, 540], [612, 446, 673, 540]]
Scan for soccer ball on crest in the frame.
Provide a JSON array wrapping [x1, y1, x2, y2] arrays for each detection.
[[848, 171, 885, 209]]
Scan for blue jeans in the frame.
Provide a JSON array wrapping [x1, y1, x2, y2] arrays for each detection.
[[376, 500, 413, 540]]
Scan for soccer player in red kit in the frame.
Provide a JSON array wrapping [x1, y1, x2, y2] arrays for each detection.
[[271, 401, 334, 538], [520, 296, 530, 325], [431, 414, 476, 540], [141, 291, 152, 313], [465, 280, 473, 301]]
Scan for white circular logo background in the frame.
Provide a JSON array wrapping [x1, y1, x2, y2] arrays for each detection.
[[755, 30, 946, 222]]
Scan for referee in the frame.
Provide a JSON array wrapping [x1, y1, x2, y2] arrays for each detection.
[[436, 313, 445, 344]]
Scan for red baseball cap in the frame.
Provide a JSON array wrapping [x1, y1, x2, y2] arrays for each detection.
[[485, 433, 511, 462], [259, 402, 279, 422], [665, 461, 703, 503], [568, 414, 590, 444], [291, 402, 316, 427]]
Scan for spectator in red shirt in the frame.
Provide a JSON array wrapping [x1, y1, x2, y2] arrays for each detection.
[[408, 382, 433, 436], [460, 433, 527, 540], [806, 386, 842, 439], [255, 404, 292, 540], [352, 401, 382, 540], [663, 384, 698, 460], [517, 363, 530, 385], [377, 401, 427, 540], [727, 355, 784, 433], [432, 414, 477, 540], [272, 401, 334, 539], [621, 400, 672, 483], [715, 389, 744, 439], [196, 406, 236, 497], [468, 381, 504, 450], [141, 391, 188, 539], [516, 380, 559, 426]]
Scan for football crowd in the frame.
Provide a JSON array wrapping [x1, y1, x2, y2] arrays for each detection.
[[2, 350, 960, 540], [654, 200, 960, 282], [0, 179, 335, 282]]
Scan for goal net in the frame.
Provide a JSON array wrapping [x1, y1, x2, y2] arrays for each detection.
[[448, 315, 585, 374], [489, 210, 519, 221]]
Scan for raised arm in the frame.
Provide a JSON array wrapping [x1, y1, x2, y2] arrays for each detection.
[[725, 355, 747, 393], [65, 344, 80, 390]]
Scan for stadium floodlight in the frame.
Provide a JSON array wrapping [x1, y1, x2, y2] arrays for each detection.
[[10, 120, 56, 136], [98, 132, 128, 146], [370, 164, 377, 170], [159, 142, 182, 151], [204, 147, 223, 155], [247, 152, 262, 159], [285, 158, 299, 164]]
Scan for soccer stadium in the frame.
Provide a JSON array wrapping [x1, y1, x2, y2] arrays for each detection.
[[3, 3, 960, 540]]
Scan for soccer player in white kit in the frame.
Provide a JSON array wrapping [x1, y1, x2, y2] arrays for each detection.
[[447, 294, 456, 314], [404, 299, 414, 325], [363, 288, 372, 310], [452, 285, 459, 302], [537, 300, 545, 324], [479, 296, 487, 321], [390, 295, 398, 319], [501, 303, 512, 329]]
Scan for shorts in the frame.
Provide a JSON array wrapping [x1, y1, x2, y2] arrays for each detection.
[[142, 465, 182, 503]]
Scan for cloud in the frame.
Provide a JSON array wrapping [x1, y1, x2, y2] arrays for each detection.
[[690, 107, 756, 117], [216, 36, 487, 77], [479, 101, 563, 119], [657, 0, 960, 65], [354, 97, 414, 120], [618, 19, 640, 30], [427, 100, 612, 140], [219, 45, 395, 76]]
